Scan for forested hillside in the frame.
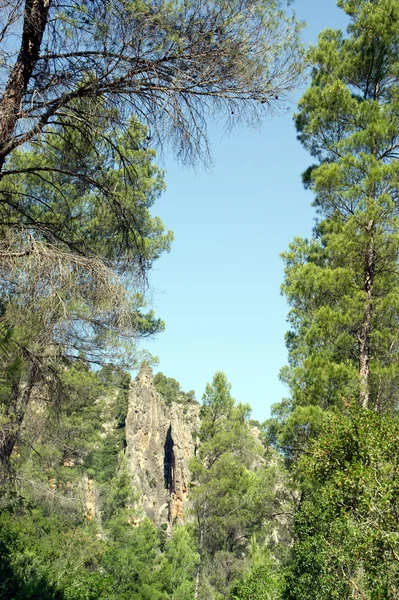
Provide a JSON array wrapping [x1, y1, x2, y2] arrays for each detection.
[[0, 366, 294, 599], [1, 0, 399, 599]]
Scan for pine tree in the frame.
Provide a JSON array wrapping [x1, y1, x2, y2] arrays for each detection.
[[273, 0, 399, 455], [274, 2, 399, 596], [0, 0, 303, 172], [191, 372, 287, 599], [0, 117, 171, 473], [283, 410, 399, 600]]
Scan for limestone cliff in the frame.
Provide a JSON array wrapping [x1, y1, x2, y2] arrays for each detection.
[[125, 365, 200, 528]]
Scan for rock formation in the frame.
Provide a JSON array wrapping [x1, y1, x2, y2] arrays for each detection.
[[125, 364, 200, 529]]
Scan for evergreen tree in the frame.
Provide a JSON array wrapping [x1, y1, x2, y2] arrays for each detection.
[[297, 0, 399, 412], [272, 2, 399, 597], [153, 373, 196, 406], [191, 372, 288, 600], [270, 0, 399, 460], [159, 526, 199, 600], [0, 116, 171, 472], [284, 410, 399, 600], [232, 560, 283, 600]]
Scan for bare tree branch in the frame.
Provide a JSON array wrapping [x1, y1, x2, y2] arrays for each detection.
[[0, 0, 304, 168]]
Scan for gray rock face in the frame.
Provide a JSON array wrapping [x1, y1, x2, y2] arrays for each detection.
[[125, 365, 200, 528]]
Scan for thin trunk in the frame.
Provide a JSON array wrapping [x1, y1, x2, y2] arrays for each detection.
[[0, 0, 49, 465], [0, 0, 50, 168], [359, 224, 375, 409], [194, 501, 207, 600], [0, 362, 39, 478]]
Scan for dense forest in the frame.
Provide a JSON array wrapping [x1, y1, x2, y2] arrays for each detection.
[[1, 0, 399, 598]]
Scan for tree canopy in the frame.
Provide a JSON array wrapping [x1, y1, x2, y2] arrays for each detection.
[[268, 0, 399, 463], [268, 2, 399, 597], [0, 0, 303, 170]]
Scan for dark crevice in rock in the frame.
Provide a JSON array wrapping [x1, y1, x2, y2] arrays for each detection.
[[164, 425, 175, 493]]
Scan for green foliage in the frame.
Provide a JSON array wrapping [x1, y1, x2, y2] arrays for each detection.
[[0, 496, 109, 600], [191, 372, 293, 599], [153, 372, 196, 406], [0, 365, 165, 600], [292, 0, 399, 413], [266, 402, 330, 465], [232, 557, 283, 600], [0, 359, 298, 600], [266, 5, 399, 598], [284, 410, 399, 600], [85, 429, 124, 485], [1, 115, 172, 360], [98, 365, 131, 429], [159, 526, 199, 600], [103, 519, 165, 600], [269, 0, 399, 463], [101, 464, 137, 525], [98, 365, 131, 391], [0, 493, 171, 600], [84, 381, 130, 488], [0, 113, 172, 472]]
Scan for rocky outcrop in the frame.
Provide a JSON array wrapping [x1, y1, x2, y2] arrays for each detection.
[[125, 365, 200, 529]]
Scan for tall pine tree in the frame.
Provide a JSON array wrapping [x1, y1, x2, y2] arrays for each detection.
[[273, 0, 399, 457], [274, 2, 399, 597]]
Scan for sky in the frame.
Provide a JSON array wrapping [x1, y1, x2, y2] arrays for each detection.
[[142, 0, 349, 422]]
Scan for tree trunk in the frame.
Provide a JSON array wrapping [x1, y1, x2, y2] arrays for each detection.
[[0, 362, 39, 478], [359, 225, 375, 409], [194, 501, 207, 600], [0, 0, 50, 168]]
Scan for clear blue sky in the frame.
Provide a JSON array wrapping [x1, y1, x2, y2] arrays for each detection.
[[143, 0, 349, 422]]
